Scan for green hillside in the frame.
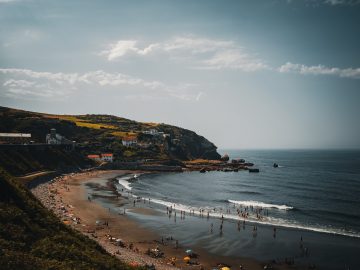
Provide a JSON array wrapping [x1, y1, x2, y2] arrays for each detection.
[[0, 106, 220, 161], [0, 167, 137, 270]]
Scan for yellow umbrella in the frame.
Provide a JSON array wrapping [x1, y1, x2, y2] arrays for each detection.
[[183, 256, 191, 262], [221, 267, 230, 270]]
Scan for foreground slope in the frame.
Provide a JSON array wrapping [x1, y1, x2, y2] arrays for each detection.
[[0, 168, 135, 270]]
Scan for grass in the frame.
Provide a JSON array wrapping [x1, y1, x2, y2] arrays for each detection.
[[143, 122, 159, 127], [111, 131, 137, 138], [47, 115, 119, 130], [184, 159, 223, 165]]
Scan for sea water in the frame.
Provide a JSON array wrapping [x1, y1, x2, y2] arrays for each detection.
[[113, 150, 360, 269]]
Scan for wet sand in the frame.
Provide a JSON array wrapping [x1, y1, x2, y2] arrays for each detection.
[[31, 170, 294, 270]]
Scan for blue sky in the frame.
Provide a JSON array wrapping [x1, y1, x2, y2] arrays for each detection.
[[1, 0, 360, 149]]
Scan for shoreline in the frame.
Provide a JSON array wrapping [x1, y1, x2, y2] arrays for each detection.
[[31, 170, 279, 270]]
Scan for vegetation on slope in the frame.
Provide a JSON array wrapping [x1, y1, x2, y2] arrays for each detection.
[[0, 106, 220, 161], [0, 145, 94, 176], [0, 168, 137, 270]]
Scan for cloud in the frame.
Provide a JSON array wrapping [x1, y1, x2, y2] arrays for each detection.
[[0, 0, 18, 3], [285, 0, 360, 6], [278, 62, 360, 79], [99, 40, 159, 61], [100, 35, 268, 71], [0, 68, 203, 101], [322, 0, 360, 5], [198, 49, 268, 71]]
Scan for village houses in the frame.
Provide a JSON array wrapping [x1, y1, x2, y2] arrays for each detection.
[[87, 153, 113, 162]]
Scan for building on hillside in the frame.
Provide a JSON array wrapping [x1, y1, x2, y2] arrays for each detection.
[[122, 136, 137, 147], [101, 153, 113, 162], [46, 128, 74, 145], [0, 133, 31, 144], [143, 129, 158, 135], [87, 154, 101, 161], [87, 153, 113, 162]]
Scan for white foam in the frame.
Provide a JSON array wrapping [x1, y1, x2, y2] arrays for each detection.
[[148, 197, 360, 238], [117, 175, 136, 191], [228, 200, 293, 210]]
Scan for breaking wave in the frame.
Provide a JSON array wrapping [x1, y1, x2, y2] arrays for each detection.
[[117, 174, 139, 191], [228, 200, 293, 210], [148, 197, 359, 238]]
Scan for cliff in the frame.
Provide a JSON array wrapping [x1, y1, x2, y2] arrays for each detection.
[[0, 106, 220, 161]]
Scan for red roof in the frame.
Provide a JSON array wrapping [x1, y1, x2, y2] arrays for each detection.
[[101, 153, 113, 157], [122, 136, 137, 141], [87, 154, 100, 159]]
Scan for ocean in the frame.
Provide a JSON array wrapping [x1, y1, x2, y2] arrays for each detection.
[[111, 150, 360, 269]]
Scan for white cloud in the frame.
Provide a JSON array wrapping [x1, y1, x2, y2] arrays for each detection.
[[100, 40, 159, 61], [3, 79, 35, 88], [100, 35, 268, 72], [198, 49, 268, 71], [323, 0, 360, 5], [0, 68, 203, 101], [278, 62, 360, 79], [0, 0, 18, 3]]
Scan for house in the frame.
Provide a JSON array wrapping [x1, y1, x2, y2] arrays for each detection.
[[143, 129, 158, 135], [101, 153, 113, 162], [87, 153, 113, 162], [122, 136, 137, 147], [0, 133, 31, 144], [87, 154, 101, 161], [46, 128, 73, 145]]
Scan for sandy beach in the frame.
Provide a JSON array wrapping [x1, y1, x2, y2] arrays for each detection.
[[31, 170, 294, 270]]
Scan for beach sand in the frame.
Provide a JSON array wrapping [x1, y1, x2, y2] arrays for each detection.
[[31, 170, 293, 270]]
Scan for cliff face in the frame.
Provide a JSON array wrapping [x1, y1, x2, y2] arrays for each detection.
[[158, 124, 221, 160], [0, 106, 220, 161]]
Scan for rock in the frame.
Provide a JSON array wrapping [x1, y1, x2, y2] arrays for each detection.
[[199, 168, 206, 173]]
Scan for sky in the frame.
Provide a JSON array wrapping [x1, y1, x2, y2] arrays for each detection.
[[0, 0, 360, 149]]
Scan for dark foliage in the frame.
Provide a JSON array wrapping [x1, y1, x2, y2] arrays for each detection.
[[0, 168, 137, 270]]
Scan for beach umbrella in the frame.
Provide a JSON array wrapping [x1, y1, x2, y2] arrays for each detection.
[[221, 267, 230, 270], [183, 256, 191, 262]]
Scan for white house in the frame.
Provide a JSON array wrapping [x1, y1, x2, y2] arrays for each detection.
[[122, 136, 137, 147], [46, 128, 73, 145], [101, 153, 113, 162]]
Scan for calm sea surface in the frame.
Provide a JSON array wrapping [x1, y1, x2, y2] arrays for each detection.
[[112, 150, 360, 269]]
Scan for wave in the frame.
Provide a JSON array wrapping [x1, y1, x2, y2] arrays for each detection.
[[116, 174, 139, 191], [228, 200, 293, 210], [147, 197, 359, 238]]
